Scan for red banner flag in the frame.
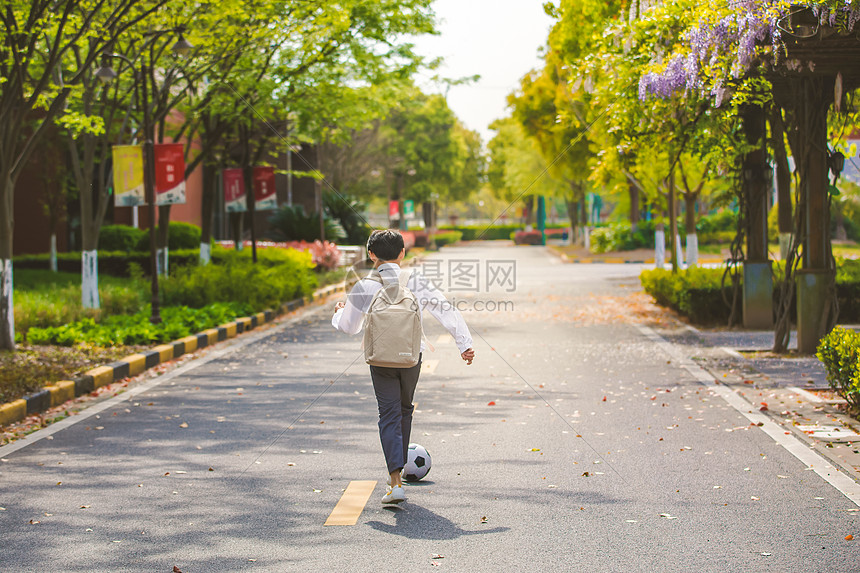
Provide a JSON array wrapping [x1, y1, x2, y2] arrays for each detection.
[[388, 200, 400, 219], [253, 166, 277, 211], [223, 168, 246, 212], [153, 143, 186, 205]]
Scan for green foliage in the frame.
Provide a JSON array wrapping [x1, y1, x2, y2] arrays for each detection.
[[14, 271, 146, 342], [696, 210, 737, 233], [160, 257, 316, 311], [267, 204, 344, 242], [640, 267, 732, 324], [590, 221, 656, 253], [167, 222, 202, 250], [816, 327, 860, 414], [134, 222, 202, 251], [439, 225, 523, 241], [99, 225, 147, 252], [431, 231, 462, 248], [27, 303, 253, 347], [323, 192, 372, 245]]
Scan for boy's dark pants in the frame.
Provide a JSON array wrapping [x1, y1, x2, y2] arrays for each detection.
[[370, 356, 422, 474]]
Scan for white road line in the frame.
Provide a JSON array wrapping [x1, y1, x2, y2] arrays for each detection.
[[635, 324, 860, 508], [0, 306, 328, 459]]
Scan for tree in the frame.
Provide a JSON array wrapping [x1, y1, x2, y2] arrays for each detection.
[[0, 0, 167, 350]]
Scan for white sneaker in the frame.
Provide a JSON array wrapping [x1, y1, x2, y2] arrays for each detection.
[[382, 485, 405, 504]]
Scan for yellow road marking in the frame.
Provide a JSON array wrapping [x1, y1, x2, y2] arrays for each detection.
[[324, 480, 377, 526], [423, 359, 439, 374]]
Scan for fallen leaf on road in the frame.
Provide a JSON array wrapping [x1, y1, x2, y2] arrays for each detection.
[[529, 448, 540, 452], [179, 423, 188, 428], [431, 554, 445, 559], [761, 552, 772, 556], [846, 535, 854, 541], [80, 505, 90, 509], [582, 472, 590, 477], [659, 513, 677, 519], [487, 401, 496, 406], [173, 567, 183, 573], [208, 467, 214, 471], [759, 403, 769, 411], [480, 516, 488, 524]]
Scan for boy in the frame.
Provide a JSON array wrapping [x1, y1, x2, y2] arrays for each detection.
[[332, 229, 475, 504]]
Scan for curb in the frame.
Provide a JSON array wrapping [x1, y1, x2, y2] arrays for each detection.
[[0, 283, 349, 428]]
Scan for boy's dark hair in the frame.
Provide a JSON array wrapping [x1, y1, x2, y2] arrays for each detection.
[[367, 229, 404, 261]]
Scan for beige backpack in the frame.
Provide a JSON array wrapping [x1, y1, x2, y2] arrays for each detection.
[[363, 270, 422, 368]]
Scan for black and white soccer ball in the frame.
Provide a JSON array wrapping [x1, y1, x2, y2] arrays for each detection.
[[404, 443, 431, 481]]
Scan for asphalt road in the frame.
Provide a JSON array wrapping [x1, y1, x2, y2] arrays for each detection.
[[1, 243, 858, 572]]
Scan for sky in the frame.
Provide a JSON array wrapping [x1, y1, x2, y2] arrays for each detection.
[[409, 0, 554, 146]]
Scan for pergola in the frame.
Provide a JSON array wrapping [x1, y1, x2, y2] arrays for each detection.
[[743, 12, 860, 353]]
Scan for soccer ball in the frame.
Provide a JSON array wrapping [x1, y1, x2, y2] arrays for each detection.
[[404, 443, 431, 482]]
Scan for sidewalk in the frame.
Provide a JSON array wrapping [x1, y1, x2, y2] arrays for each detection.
[[653, 323, 860, 484], [548, 244, 727, 265]]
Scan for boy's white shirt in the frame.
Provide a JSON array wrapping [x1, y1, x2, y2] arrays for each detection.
[[331, 262, 473, 354]]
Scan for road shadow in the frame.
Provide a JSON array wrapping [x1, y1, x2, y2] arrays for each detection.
[[365, 503, 509, 540]]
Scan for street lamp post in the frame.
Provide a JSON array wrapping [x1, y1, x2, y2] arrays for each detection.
[[96, 30, 191, 325]]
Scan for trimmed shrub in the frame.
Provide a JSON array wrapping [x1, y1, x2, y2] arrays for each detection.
[[640, 267, 733, 324], [513, 230, 544, 245], [439, 225, 520, 241], [431, 231, 463, 248], [133, 221, 201, 251], [161, 251, 316, 311], [99, 225, 147, 252], [15, 250, 201, 277], [816, 326, 860, 414]]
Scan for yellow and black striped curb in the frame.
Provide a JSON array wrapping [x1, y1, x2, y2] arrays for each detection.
[[0, 283, 349, 428]]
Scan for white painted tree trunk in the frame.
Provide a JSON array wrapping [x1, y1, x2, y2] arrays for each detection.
[[583, 227, 591, 251], [675, 234, 685, 269], [1, 259, 13, 347], [779, 233, 792, 261], [50, 233, 58, 272], [655, 229, 665, 268], [685, 233, 698, 267], [199, 242, 211, 266], [157, 247, 168, 276], [81, 250, 100, 309]]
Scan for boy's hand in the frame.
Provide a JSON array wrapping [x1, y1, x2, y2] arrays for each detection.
[[461, 348, 475, 365], [334, 301, 345, 311]]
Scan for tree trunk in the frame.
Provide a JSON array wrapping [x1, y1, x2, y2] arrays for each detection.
[[628, 181, 640, 231], [50, 234, 58, 272], [668, 174, 679, 272], [157, 205, 171, 275], [684, 192, 698, 267], [200, 163, 216, 265], [655, 221, 666, 268], [0, 172, 15, 350], [769, 105, 794, 259]]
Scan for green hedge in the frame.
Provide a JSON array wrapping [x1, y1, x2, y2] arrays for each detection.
[[816, 326, 860, 414], [27, 302, 252, 347], [100, 225, 147, 252], [640, 259, 860, 326], [14, 249, 201, 277], [431, 231, 463, 247], [161, 249, 316, 311]]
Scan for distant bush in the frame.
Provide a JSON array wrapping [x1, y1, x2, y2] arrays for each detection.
[[696, 210, 737, 234], [431, 231, 463, 248], [513, 230, 544, 245], [590, 220, 656, 253], [99, 225, 147, 252], [816, 326, 860, 414]]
